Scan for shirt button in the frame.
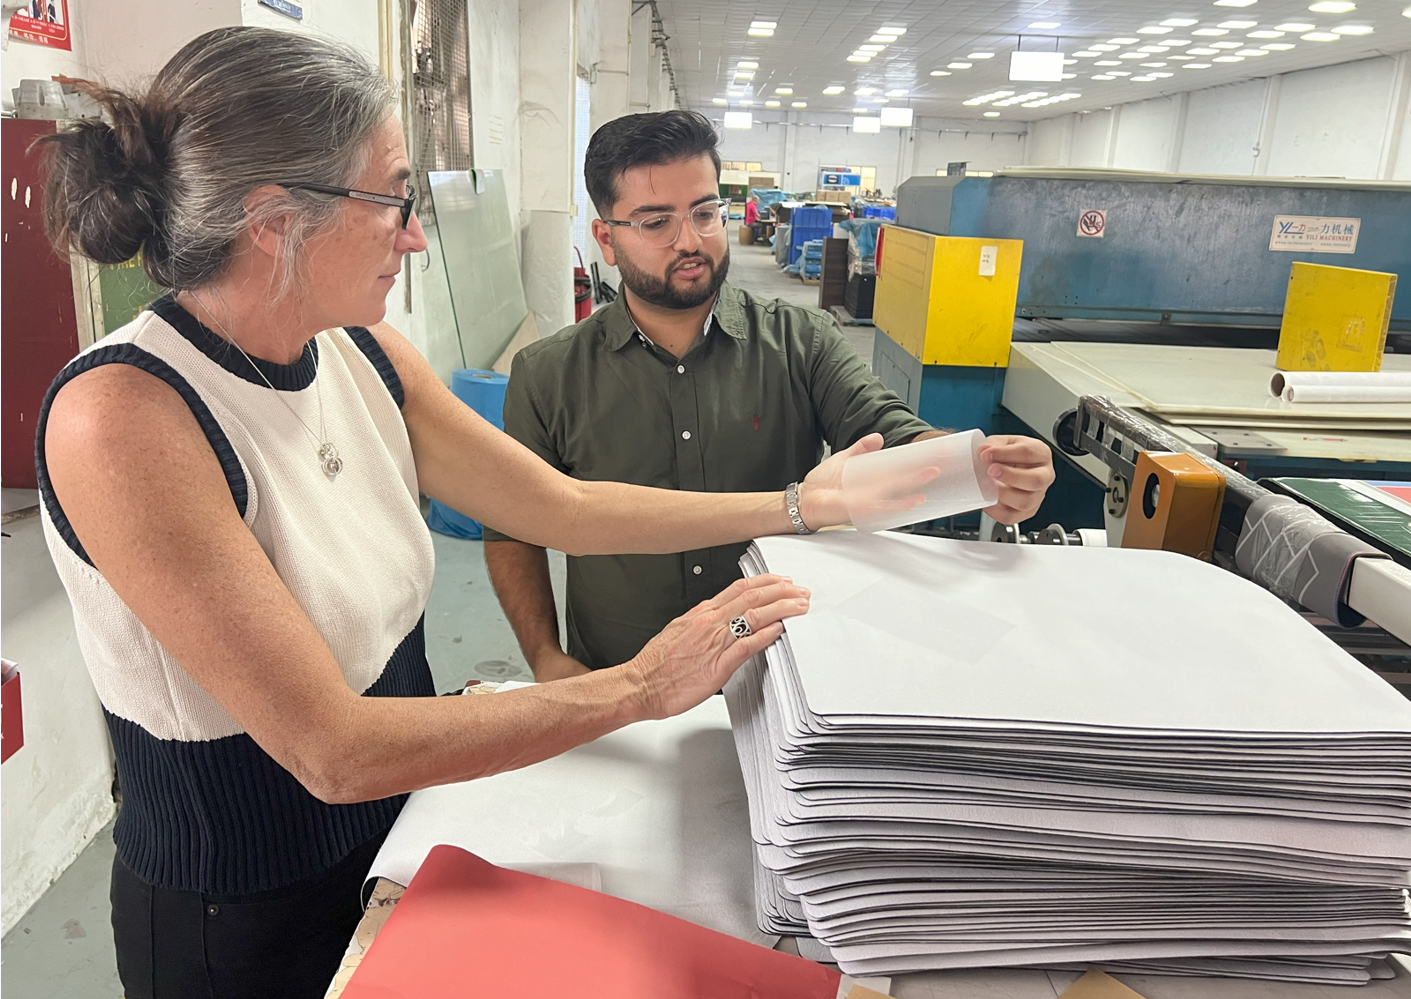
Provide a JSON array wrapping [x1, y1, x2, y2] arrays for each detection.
[[693, 565, 703, 575], [681, 430, 691, 440], [677, 365, 685, 374], [206, 905, 220, 917]]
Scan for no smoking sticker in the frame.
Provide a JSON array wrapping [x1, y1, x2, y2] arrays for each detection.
[[1077, 208, 1107, 238]]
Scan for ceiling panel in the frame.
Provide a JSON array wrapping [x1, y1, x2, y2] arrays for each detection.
[[656, 0, 1411, 123]]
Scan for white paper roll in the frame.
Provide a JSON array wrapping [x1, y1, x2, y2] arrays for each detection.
[[842, 429, 1000, 534], [1269, 371, 1411, 404]]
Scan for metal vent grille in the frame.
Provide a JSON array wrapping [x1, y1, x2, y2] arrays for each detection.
[[406, 0, 472, 221]]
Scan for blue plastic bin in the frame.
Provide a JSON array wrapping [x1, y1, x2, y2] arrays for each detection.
[[861, 205, 896, 220], [791, 205, 833, 229], [789, 225, 832, 264], [427, 368, 509, 540]]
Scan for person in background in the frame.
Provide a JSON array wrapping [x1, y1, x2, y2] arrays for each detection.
[[744, 193, 759, 228], [483, 110, 1056, 682]]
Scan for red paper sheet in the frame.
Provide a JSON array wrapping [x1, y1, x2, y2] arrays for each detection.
[[341, 845, 842, 999]]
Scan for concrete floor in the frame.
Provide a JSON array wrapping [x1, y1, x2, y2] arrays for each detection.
[[0, 233, 840, 997]]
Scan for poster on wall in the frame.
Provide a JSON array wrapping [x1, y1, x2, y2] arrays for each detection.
[[8, 0, 72, 51]]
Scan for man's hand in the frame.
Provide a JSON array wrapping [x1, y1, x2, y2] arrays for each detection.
[[980, 435, 1056, 525], [621, 574, 810, 719], [531, 648, 591, 682]]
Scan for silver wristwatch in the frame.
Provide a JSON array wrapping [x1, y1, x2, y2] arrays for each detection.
[[785, 482, 814, 535]]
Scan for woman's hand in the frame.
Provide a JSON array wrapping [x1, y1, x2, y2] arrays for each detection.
[[620, 574, 810, 719], [980, 435, 1057, 525]]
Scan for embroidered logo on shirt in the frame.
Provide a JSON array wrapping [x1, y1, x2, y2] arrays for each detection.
[[752, 415, 760, 431]]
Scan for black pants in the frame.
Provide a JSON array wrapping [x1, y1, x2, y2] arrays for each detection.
[[110, 832, 387, 999]]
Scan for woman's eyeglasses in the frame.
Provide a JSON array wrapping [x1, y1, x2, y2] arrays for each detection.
[[602, 199, 729, 248], [280, 182, 418, 229]]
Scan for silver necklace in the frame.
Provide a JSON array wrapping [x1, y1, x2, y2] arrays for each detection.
[[189, 293, 343, 478]]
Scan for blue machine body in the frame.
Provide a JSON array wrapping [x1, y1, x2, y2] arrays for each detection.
[[896, 170, 1411, 330]]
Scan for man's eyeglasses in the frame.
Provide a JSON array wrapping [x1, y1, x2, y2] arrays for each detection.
[[603, 198, 729, 248], [280, 182, 418, 229]]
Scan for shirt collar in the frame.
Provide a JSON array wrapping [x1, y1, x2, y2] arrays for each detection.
[[602, 281, 749, 351]]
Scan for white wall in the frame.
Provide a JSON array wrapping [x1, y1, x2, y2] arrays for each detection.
[[713, 112, 1028, 196], [1026, 52, 1411, 181]]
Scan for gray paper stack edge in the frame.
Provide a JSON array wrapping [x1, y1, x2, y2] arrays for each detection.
[[724, 531, 1411, 985]]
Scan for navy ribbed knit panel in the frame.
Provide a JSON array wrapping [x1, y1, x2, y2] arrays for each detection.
[[107, 618, 433, 894]]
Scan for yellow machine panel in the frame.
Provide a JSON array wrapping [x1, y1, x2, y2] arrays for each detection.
[[1276, 262, 1396, 373], [872, 226, 1023, 368]]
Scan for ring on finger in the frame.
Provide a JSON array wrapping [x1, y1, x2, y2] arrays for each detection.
[[728, 615, 753, 639]]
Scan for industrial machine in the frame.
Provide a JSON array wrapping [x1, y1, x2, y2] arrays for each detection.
[[873, 167, 1411, 666]]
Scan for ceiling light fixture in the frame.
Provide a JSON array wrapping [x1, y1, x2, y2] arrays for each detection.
[[765, 100, 780, 106], [1130, 75, 1157, 81], [1333, 24, 1373, 34], [739, 99, 754, 105], [1138, 26, 1173, 33], [1092, 74, 1116, 80], [929, 70, 952, 76], [712, 98, 727, 105], [1187, 47, 1219, 54], [852, 106, 869, 113], [1108, 37, 1140, 44], [1141, 61, 1170, 67], [1218, 20, 1258, 28], [1261, 42, 1297, 49], [792, 101, 807, 108], [775, 86, 793, 94], [1246, 29, 1284, 37], [854, 86, 877, 94], [1213, 0, 1257, 5], [822, 85, 845, 94], [1308, 1, 1355, 12], [1301, 31, 1341, 40], [723, 111, 752, 128], [859, 44, 886, 51], [1276, 22, 1316, 30], [984, 111, 1001, 117], [868, 34, 896, 42], [737, 60, 759, 68], [1095, 60, 1122, 66], [949, 61, 974, 69], [873, 97, 889, 103], [1089, 43, 1120, 51], [1152, 71, 1175, 77], [878, 26, 907, 35], [1192, 28, 1230, 35], [1210, 41, 1244, 48], [1236, 48, 1270, 55], [1184, 62, 1213, 68], [748, 27, 774, 36], [1160, 39, 1192, 45], [1161, 18, 1199, 27], [1073, 50, 1100, 57], [847, 54, 873, 62]]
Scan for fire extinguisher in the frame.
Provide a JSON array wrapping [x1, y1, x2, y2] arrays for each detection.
[[574, 248, 592, 322]]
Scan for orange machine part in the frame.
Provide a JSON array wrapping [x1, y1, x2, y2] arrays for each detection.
[[1122, 451, 1226, 562]]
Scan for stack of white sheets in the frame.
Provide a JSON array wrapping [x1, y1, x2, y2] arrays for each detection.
[[724, 531, 1411, 985]]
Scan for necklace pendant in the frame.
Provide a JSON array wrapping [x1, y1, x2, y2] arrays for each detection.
[[319, 443, 342, 478]]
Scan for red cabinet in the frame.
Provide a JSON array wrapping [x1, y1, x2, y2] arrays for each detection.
[[3, 118, 81, 489]]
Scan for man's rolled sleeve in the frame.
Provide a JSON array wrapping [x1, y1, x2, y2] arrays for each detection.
[[480, 351, 569, 544], [807, 313, 932, 450]]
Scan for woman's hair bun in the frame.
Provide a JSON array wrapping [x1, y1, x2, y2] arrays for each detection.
[[40, 83, 168, 269]]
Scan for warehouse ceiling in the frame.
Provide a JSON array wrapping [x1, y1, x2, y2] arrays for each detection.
[[653, 0, 1411, 122]]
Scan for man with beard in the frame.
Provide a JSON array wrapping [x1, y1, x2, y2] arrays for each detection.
[[483, 110, 1055, 680]]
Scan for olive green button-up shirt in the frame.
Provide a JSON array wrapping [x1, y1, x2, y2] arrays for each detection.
[[483, 281, 931, 670]]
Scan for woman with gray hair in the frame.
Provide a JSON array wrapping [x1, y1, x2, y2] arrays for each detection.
[[34, 25, 900, 999]]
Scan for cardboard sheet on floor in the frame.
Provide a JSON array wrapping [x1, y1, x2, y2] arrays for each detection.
[[341, 846, 842, 999]]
